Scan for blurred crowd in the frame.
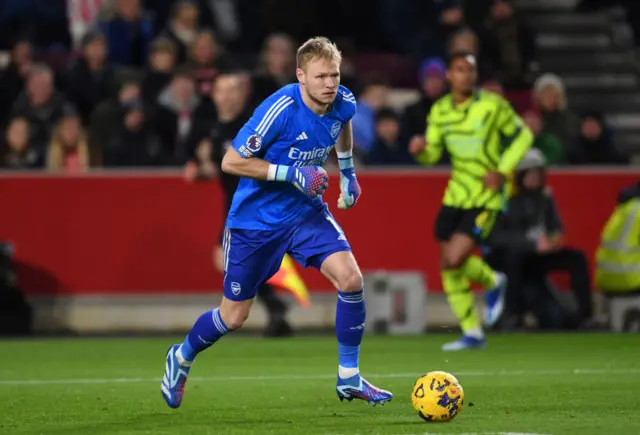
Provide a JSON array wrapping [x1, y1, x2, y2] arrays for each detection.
[[0, 0, 633, 172]]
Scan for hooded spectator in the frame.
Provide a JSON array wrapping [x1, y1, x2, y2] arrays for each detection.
[[402, 57, 447, 140], [89, 80, 148, 156]]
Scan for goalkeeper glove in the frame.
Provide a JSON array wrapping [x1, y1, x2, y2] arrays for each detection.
[[268, 164, 329, 199], [337, 151, 361, 210]]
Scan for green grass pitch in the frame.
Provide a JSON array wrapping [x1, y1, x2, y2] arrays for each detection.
[[1, 333, 639, 435]]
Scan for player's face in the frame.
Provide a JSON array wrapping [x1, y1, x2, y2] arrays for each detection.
[[447, 57, 477, 95], [297, 57, 340, 106]]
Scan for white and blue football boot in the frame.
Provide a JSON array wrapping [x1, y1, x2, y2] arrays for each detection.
[[483, 272, 507, 327], [161, 344, 192, 409], [441, 335, 486, 351], [336, 374, 393, 406]]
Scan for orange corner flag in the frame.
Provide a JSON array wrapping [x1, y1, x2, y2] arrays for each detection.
[[266, 254, 311, 307]]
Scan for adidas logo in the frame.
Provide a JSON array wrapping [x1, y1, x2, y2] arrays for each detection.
[[296, 132, 308, 141]]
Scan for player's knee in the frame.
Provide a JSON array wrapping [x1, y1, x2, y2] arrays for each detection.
[[219, 303, 250, 330], [337, 268, 363, 292]]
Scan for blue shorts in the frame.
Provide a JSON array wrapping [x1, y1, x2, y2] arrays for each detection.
[[222, 207, 351, 301]]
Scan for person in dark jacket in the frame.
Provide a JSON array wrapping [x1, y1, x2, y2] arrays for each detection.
[[64, 31, 116, 125], [488, 149, 594, 329], [154, 68, 201, 165], [103, 100, 164, 167], [142, 38, 177, 104], [0, 39, 32, 123], [401, 57, 447, 142], [365, 108, 416, 166], [158, 0, 200, 65], [98, 0, 154, 67], [568, 111, 628, 165]]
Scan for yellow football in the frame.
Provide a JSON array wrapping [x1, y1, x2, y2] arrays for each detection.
[[411, 371, 464, 422]]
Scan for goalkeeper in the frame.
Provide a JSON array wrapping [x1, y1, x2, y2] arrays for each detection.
[[409, 52, 533, 351]]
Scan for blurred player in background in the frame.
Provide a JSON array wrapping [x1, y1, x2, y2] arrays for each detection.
[[410, 52, 533, 351], [185, 71, 305, 337], [163, 37, 393, 408]]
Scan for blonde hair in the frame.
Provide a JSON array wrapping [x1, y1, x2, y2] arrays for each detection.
[[533, 73, 567, 111], [296, 37, 342, 69], [46, 117, 90, 171]]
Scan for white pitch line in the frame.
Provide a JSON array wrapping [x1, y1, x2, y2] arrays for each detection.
[[0, 368, 638, 387]]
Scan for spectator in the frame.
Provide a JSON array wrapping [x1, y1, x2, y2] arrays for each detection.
[[482, 0, 536, 89], [155, 69, 201, 165], [0, 39, 32, 122], [187, 30, 230, 98], [10, 64, 71, 152], [481, 78, 505, 96], [98, 0, 154, 67], [65, 31, 116, 125], [104, 100, 164, 167], [522, 109, 563, 165], [334, 37, 358, 92], [352, 76, 389, 156], [0, 117, 42, 169], [447, 27, 494, 82], [402, 57, 447, 141], [142, 37, 178, 104], [89, 80, 145, 155], [365, 108, 415, 166], [377, 0, 440, 57], [532, 73, 577, 151], [489, 149, 594, 329], [46, 111, 95, 172], [67, 0, 105, 48], [252, 33, 296, 104], [160, 0, 200, 65], [434, 0, 466, 55], [568, 112, 628, 165]]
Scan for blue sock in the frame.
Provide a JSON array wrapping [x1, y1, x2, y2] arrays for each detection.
[[179, 308, 229, 362], [336, 288, 365, 378]]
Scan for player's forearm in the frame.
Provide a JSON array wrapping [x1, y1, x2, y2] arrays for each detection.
[[335, 120, 354, 154], [221, 149, 270, 180], [498, 127, 533, 174]]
